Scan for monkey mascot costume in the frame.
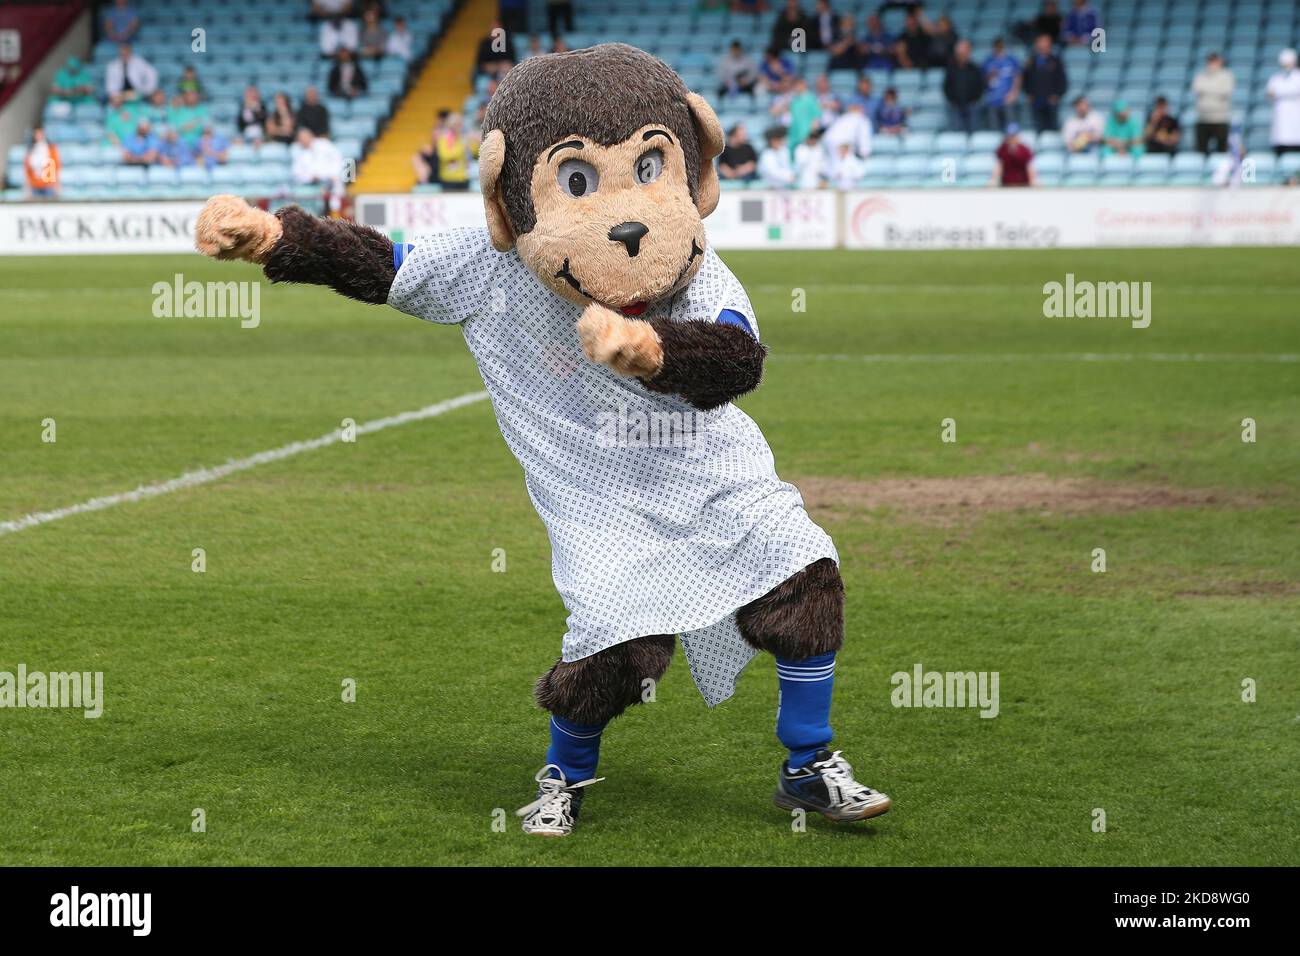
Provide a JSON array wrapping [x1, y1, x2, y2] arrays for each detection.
[[195, 44, 890, 835]]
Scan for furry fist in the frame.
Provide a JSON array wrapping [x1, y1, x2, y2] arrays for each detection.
[[577, 304, 664, 378], [195, 194, 283, 263]]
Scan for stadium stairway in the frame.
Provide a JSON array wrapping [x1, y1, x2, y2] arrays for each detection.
[[351, 0, 498, 193]]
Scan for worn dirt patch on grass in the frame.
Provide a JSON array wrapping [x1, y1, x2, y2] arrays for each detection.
[[794, 473, 1244, 526]]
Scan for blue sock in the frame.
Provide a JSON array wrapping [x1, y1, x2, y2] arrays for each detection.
[[545, 715, 605, 782], [775, 651, 836, 768]]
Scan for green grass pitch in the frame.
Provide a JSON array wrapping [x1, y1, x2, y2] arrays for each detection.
[[0, 247, 1296, 866]]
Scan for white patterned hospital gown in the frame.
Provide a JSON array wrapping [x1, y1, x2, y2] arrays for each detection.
[[387, 227, 837, 706]]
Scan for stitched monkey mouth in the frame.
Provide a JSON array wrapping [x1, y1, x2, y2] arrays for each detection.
[[554, 238, 703, 316]]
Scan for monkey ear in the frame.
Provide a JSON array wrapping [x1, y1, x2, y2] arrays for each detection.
[[478, 129, 516, 252], [686, 92, 724, 218]]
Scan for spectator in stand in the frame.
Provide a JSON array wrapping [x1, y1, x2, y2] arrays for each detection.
[[359, 7, 387, 60], [139, 88, 168, 126], [310, 0, 354, 20], [1062, 0, 1100, 47], [499, 0, 529, 36], [386, 16, 414, 60], [195, 125, 231, 167], [329, 48, 369, 99], [944, 39, 983, 133], [717, 40, 760, 101], [23, 126, 61, 199], [413, 111, 448, 185], [928, 15, 958, 67], [158, 128, 194, 167], [266, 92, 297, 143], [771, 0, 809, 52], [793, 127, 825, 187], [104, 104, 136, 146], [991, 123, 1036, 186], [50, 56, 96, 104], [758, 126, 795, 187], [1061, 94, 1103, 151], [1014, 1, 1062, 48], [434, 112, 474, 190], [122, 119, 161, 165], [547, 0, 575, 36], [1143, 96, 1181, 154], [104, 44, 158, 103], [849, 74, 878, 116], [824, 98, 873, 159], [860, 14, 896, 71], [1100, 99, 1144, 156], [320, 14, 360, 58], [297, 86, 332, 137], [179, 65, 204, 98], [238, 85, 267, 143], [809, 0, 836, 50], [103, 0, 140, 44], [829, 140, 867, 189], [1191, 53, 1234, 155], [783, 76, 823, 147], [732, 0, 770, 13], [168, 89, 209, 147], [827, 14, 860, 71], [894, 7, 934, 70], [982, 37, 1020, 131], [1022, 33, 1067, 132], [1267, 48, 1300, 157], [291, 126, 345, 210], [718, 123, 759, 182], [476, 20, 516, 78], [759, 46, 797, 95], [814, 73, 841, 122], [874, 87, 909, 135]]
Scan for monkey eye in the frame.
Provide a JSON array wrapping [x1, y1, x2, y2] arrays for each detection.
[[557, 159, 599, 198], [634, 149, 664, 185]]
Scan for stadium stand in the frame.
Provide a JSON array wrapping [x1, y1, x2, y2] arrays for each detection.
[[5, 0, 455, 205], [6, 0, 1300, 201]]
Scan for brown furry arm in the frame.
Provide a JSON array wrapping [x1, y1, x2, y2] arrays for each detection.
[[640, 319, 767, 411], [261, 206, 396, 305]]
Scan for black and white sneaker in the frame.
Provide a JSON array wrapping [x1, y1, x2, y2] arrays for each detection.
[[516, 764, 603, 836], [773, 749, 892, 822]]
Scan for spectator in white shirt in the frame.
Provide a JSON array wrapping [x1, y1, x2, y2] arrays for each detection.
[[1267, 48, 1300, 156], [829, 141, 868, 189], [291, 127, 346, 211], [1191, 52, 1234, 154], [758, 126, 796, 188], [1061, 95, 1103, 152], [386, 16, 414, 60], [823, 100, 873, 159], [104, 43, 158, 103], [320, 15, 359, 58], [794, 128, 825, 188]]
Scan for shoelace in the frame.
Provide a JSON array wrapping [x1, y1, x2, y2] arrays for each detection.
[[515, 764, 605, 822], [812, 751, 879, 807]]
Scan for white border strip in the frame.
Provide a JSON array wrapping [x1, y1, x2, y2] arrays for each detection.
[[0, 390, 490, 537]]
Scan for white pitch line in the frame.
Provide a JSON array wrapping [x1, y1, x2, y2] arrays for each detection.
[[772, 352, 1299, 363], [0, 390, 490, 537]]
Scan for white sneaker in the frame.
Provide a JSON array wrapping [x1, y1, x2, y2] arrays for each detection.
[[516, 764, 603, 836]]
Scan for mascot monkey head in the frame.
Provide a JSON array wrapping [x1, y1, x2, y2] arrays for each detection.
[[479, 43, 724, 316]]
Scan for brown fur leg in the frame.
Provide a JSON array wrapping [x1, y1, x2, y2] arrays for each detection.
[[736, 558, 844, 660], [534, 634, 675, 725]]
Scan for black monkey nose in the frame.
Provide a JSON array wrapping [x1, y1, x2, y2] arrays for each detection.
[[608, 221, 649, 257]]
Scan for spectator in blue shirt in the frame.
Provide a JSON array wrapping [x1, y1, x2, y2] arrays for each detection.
[[122, 119, 160, 165], [196, 125, 231, 168], [104, 0, 140, 44], [158, 129, 194, 168], [849, 74, 879, 116], [860, 14, 896, 71], [759, 46, 796, 94], [1063, 0, 1101, 46], [982, 38, 1021, 131], [874, 88, 909, 135]]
